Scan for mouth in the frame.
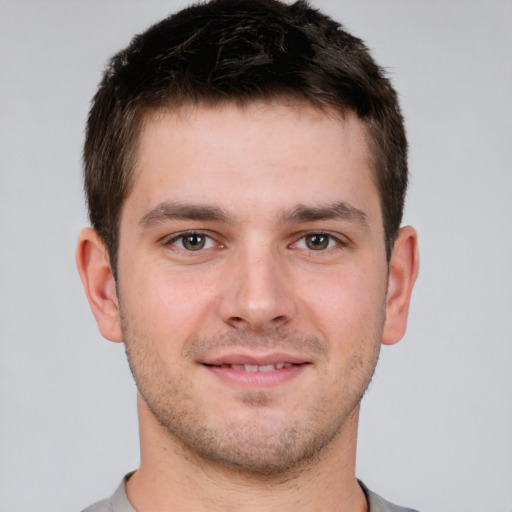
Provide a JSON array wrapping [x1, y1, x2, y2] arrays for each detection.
[[204, 362, 297, 372], [201, 355, 311, 389]]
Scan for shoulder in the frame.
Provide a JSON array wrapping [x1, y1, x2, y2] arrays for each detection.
[[359, 480, 420, 512], [81, 496, 112, 512], [80, 474, 136, 512]]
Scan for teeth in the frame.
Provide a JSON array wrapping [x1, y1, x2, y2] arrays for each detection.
[[226, 363, 295, 372]]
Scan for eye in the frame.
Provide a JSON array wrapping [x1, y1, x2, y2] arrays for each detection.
[[168, 232, 216, 251], [294, 233, 341, 251]]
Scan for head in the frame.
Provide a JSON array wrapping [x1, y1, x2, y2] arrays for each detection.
[[84, 0, 408, 273], [78, 0, 418, 478]]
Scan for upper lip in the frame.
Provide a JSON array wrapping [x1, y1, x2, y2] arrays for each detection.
[[201, 352, 310, 366]]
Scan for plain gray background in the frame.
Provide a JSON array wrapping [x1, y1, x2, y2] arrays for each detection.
[[1, 1, 511, 511]]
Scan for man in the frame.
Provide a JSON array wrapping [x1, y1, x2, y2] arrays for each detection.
[[76, 0, 419, 510]]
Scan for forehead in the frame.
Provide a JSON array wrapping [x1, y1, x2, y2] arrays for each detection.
[[125, 100, 380, 224]]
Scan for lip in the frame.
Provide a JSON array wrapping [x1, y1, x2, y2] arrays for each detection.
[[203, 352, 310, 367], [200, 352, 311, 389]]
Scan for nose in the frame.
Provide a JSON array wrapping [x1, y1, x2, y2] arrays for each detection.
[[216, 244, 297, 332]]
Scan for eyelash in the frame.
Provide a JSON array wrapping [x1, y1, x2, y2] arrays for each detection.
[[164, 230, 345, 253], [165, 231, 219, 251], [292, 232, 345, 251]]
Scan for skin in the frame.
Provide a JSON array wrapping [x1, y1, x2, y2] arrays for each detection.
[[77, 100, 419, 511]]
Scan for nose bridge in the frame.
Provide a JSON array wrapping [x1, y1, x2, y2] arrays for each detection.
[[218, 238, 295, 330]]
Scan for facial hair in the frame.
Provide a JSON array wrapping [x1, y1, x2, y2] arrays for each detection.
[[123, 320, 382, 477]]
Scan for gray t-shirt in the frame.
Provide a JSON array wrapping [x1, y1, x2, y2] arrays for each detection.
[[81, 475, 419, 512]]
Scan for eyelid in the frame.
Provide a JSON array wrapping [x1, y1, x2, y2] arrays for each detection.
[[291, 231, 347, 250], [164, 230, 220, 251], [161, 229, 348, 253]]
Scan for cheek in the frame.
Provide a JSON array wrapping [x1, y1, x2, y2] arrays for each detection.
[[119, 261, 218, 348], [296, 265, 387, 386], [130, 259, 216, 310], [298, 265, 387, 331]]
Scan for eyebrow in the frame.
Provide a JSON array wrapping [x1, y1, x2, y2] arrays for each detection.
[[139, 201, 232, 227], [139, 200, 368, 229], [278, 202, 369, 227]]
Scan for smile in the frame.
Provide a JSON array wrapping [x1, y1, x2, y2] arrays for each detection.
[[206, 362, 295, 372], [202, 358, 310, 389]]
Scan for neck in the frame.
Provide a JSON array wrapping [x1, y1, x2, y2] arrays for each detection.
[[126, 395, 367, 512]]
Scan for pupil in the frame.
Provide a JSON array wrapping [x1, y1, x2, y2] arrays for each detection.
[[184, 234, 205, 250], [307, 234, 328, 250]]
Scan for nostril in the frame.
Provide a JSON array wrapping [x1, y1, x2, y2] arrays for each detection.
[[226, 314, 289, 331], [228, 316, 247, 327]]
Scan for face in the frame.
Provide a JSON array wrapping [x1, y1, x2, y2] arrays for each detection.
[[116, 101, 389, 474]]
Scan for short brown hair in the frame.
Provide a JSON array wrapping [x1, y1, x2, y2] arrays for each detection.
[[84, 0, 408, 270]]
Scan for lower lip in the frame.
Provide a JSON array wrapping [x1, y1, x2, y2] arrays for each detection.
[[203, 364, 308, 389]]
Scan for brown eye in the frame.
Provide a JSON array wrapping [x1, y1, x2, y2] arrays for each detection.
[[167, 231, 218, 253], [305, 233, 330, 250], [181, 233, 207, 250]]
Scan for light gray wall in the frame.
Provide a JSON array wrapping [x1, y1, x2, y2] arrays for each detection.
[[1, 1, 511, 511]]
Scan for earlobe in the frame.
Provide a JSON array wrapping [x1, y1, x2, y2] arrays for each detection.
[[382, 226, 419, 345], [76, 228, 123, 343]]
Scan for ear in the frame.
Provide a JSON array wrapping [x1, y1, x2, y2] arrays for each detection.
[[76, 228, 123, 342], [382, 226, 419, 345]]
